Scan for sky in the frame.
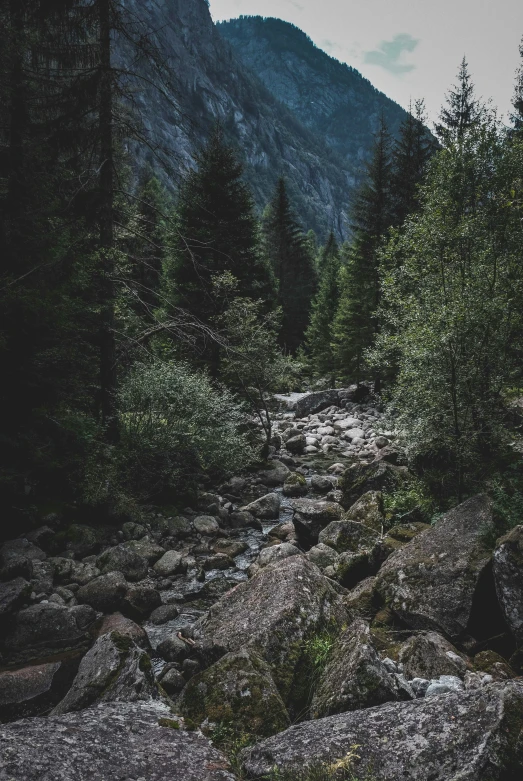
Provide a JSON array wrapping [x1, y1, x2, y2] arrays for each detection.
[[209, 0, 523, 126]]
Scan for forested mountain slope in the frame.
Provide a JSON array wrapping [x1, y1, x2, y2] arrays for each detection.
[[218, 16, 408, 166], [122, 1, 409, 239]]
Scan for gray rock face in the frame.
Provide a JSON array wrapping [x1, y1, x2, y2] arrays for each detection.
[[0, 701, 236, 780], [153, 550, 186, 577], [294, 390, 341, 418], [0, 662, 67, 721], [193, 556, 350, 707], [375, 495, 494, 639], [311, 620, 409, 718], [178, 648, 289, 738], [0, 578, 31, 616], [241, 493, 281, 520], [51, 632, 159, 715], [241, 682, 523, 780], [94, 613, 150, 649], [291, 499, 344, 545], [77, 571, 127, 613], [2, 603, 96, 663], [193, 516, 220, 535], [96, 545, 148, 582], [285, 434, 306, 454], [398, 632, 469, 680], [306, 543, 339, 570], [493, 525, 523, 644], [257, 543, 300, 569], [257, 461, 291, 486], [319, 519, 379, 554], [122, 583, 161, 619], [344, 491, 384, 532]]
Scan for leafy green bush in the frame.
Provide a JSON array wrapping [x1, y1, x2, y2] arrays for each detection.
[[84, 360, 255, 510]]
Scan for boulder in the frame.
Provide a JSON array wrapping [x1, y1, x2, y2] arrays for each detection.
[[193, 516, 221, 535], [0, 578, 31, 616], [153, 550, 186, 577], [282, 472, 308, 497], [339, 460, 404, 508], [318, 519, 379, 554], [257, 543, 300, 569], [124, 539, 165, 564], [77, 571, 127, 613], [295, 390, 340, 418], [241, 681, 523, 781], [122, 583, 162, 619], [285, 435, 306, 455], [344, 491, 384, 532], [178, 648, 289, 738], [0, 539, 46, 569], [96, 545, 148, 583], [51, 632, 159, 715], [310, 475, 335, 494], [291, 499, 344, 545], [345, 577, 377, 620], [375, 495, 494, 640], [305, 543, 339, 570], [493, 525, 523, 645], [94, 612, 150, 649], [0, 701, 237, 780], [192, 556, 350, 711], [257, 461, 291, 486], [1, 603, 96, 663], [51, 524, 105, 558], [311, 620, 410, 718], [149, 604, 180, 626], [0, 662, 73, 721], [241, 493, 281, 520], [158, 666, 186, 696], [398, 632, 469, 680], [158, 634, 190, 664]]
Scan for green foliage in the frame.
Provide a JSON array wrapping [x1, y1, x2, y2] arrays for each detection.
[[265, 748, 377, 781], [306, 234, 341, 379], [263, 178, 318, 354], [382, 479, 434, 525], [303, 634, 335, 673], [220, 298, 299, 451], [84, 359, 254, 508], [372, 118, 523, 500], [208, 721, 257, 778]]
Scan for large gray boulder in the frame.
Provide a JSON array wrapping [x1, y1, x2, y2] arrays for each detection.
[[375, 495, 494, 640], [241, 681, 523, 780], [493, 525, 523, 645], [398, 632, 469, 680], [257, 543, 300, 569], [295, 390, 340, 418], [0, 701, 237, 780], [0, 662, 70, 722], [257, 461, 291, 486], [1, 603, 96, 663], [51, 631, 159, 715], [241, 493, 281, 520], [77, 571, 127, 613], [319, 519, 379, 553], [310, 620, 409, 718], [192, 556, 350, 711], [291, 499, 344, 545], [178, 648, 289, 738], [0, 578, 31, 616], [96, 545, 148, 582]]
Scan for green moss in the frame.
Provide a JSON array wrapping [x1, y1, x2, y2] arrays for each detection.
[[158, 718, 180, 729], [110, 632, 134, 654], [138, 653, 152, 673]]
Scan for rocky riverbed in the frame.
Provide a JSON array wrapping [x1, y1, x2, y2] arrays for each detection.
[[1, 387, 523, 780]]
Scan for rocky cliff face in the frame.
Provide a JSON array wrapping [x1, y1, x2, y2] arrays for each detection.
[[218, 16, 408, 167], [121, 1, 407, 239]]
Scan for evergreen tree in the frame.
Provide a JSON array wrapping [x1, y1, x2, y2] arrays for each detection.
[[391, 100, 436, 226], [305, 233, 341, 380], [435, 57, 484, 142], [513, 36, 523, 134], [332, 118, 393, 386], [263, 178, 317, 353]]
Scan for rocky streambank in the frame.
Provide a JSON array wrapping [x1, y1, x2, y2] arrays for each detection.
[[1, 388, 523, 779]]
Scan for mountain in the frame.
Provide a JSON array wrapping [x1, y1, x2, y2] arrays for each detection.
[[217, 16, 408, 165], [122, 1, 409, 239]]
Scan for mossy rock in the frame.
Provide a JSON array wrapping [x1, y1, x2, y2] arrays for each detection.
[[340, 461, 407, 509], [52, 524, 106, 557], [177, 648, 289, 738], [282, 472, 308, 498], [474, 650, 516, 680]]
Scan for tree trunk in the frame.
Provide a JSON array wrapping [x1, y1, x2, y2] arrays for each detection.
[[98, 0, 118, 442]]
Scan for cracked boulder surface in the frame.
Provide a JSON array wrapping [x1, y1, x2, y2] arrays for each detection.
[[0, 701, 237, 780], [374, 494, 494, 640], [241, 681, 523, 780], [192, 556, 350, 708]]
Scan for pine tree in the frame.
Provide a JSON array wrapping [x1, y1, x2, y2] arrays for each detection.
[[263, 178, 317, 354], [166, 126, 275, 370], [391, 100, 436, 226], [332, 118, 393, 387], [305, 233, 341, 380], [435, 57, 484, 142], [513, 37, 523, 134]]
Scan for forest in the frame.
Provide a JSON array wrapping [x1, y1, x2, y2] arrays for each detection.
[[2, 1, 523, 778]]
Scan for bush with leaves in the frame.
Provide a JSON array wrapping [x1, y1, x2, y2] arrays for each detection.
[[85, 360, 254, 509]]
